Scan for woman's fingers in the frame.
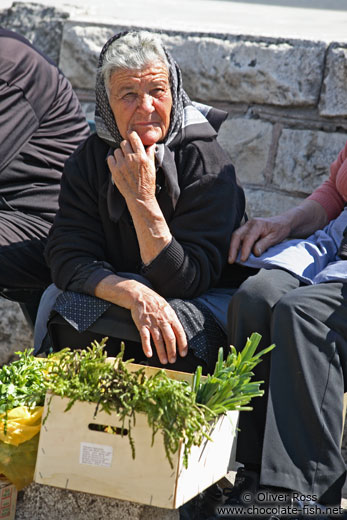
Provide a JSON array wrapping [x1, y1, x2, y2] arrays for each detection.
[[120, 139, 134, 155], [138, 326, 153, 359], [107, 134, 156, 204], [228, 223, 259, 263], [170, 319, 188, 358], [131, 291, 188, 365], [149, 311, 188, 365], [229, 215, 294, 264], [127, 130, 146, 154], [152, 324, 173, 364], [229, 218, 276, 263]]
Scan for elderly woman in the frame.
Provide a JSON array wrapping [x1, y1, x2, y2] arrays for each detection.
[[37, 31, 246, 373]]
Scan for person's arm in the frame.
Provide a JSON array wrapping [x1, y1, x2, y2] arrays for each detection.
[[307, 142, 347, 220], [0, 82, 39, 173], [45, 138, 187, 365], [229, 142, 347, 264], [107, 132, 172, 265], [108, 132, 245, 298], [94, 274, 187, 365], [228, 199, 328, 263]]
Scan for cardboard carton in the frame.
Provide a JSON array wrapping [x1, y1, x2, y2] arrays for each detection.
[[0, 476, 17, 520]]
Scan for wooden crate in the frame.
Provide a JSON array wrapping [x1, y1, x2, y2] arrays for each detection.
[[34, 364, 238, 509]]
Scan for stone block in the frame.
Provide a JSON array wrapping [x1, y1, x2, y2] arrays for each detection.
[[217, 118, 273, 185], [60, 25, 325, 107], [162, 35, 325, 106], [319, 45, 347, 117], [59, 23, 120, 88], [244, 188, 303, 218], [15, 483, 178, 520], [0, 2, 69, 65], [273, 129, 347, 194], [0, 298, 33, 366]]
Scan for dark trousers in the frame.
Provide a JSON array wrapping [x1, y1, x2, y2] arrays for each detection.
[[0, 210, 51, 289], [0, 210, 51, 324], [228, 268, 347, 505]]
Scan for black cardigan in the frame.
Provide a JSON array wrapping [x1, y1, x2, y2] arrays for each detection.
[[45, 132, 245, 299]]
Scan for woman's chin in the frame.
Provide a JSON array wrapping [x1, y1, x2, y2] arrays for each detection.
[[137, 130, 163, 147]]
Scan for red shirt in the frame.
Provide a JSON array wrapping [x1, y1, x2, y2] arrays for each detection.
[[308, 141, 347, 221]]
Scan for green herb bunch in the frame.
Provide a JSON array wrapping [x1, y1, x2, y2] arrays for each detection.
[[45, 338, 118, 410], [135, 370, 210, 468], [0, 333, 275, 469], [192, 333, 275, 420], [0, 350, 52, 416], [46, 340, 211, 468]]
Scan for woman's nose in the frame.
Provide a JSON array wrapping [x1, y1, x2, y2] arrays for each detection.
[[138, 93, 155, 112]]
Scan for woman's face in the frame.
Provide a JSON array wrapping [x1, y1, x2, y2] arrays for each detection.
[[109, 62, 172, 146]]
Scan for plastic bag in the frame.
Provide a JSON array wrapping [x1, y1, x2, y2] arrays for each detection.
[[0, 406, 43, 489]]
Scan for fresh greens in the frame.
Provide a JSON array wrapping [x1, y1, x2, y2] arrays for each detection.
[[45, 340, 211, 468], [193, 333, 275, 419], [0, 333, 275, 468], [0, 350, 51, 416]]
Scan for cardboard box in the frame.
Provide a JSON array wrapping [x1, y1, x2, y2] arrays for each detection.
[[0, 477, 17, 520], [34, 364, 238, 509]]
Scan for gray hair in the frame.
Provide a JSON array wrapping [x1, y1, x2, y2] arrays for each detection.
[[100, 31, 170, 95]]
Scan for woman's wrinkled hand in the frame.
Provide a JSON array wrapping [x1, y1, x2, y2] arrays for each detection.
[[107, 130, 157, 204], [228, 216, 292, 264], [129, 284, 188, 365]]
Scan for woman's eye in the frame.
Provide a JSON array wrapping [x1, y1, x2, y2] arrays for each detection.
[[151, 88, 165, 97], [122, 92, 137, 101]]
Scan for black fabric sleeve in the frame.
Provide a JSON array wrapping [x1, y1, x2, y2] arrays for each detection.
[[45, 138, 115, 291], [140, 141, 245, 298], [66, 262, 116, 295]]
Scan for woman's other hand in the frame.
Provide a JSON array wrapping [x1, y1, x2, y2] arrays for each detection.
[[95, 274, 188, 365], [107, 130, 172, 266], [129, 283, 188, 365]]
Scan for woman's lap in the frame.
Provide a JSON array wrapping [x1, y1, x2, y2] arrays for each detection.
[[35, 282, 230, 374]]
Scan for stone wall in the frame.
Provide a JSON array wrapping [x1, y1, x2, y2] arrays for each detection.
[[56, 24, 347, 215], [0, 0, 347, 358]]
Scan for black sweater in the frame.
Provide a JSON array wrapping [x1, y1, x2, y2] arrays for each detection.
[[46, 132, 245, 299]]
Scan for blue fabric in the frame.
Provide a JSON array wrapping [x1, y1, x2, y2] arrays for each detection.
[[34, 283, 62, 353], [239, 206, 347, 284], [195, 287, 236, 333], [53, 291, 111, 332]]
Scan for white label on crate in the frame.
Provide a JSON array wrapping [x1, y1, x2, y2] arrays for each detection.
[[79, 442, 113, 467]]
